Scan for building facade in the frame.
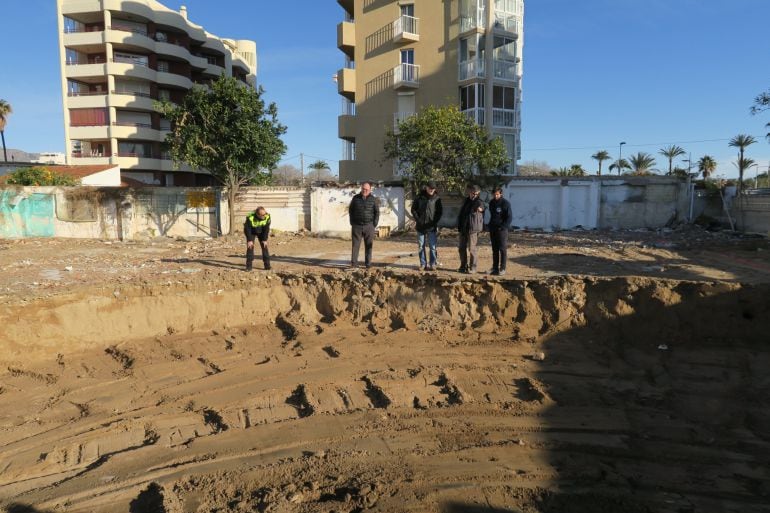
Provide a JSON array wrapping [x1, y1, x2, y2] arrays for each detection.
[[336, 0, 523, 182], [56, 0, 257, 186]]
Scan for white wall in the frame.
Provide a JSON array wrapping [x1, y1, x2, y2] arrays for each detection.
[[310, 185, 405, 238], [81, 167, 121, 187], [504, 179, 600, 230]]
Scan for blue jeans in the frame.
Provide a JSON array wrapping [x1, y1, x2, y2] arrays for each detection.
[[417, 230, 438, 268]]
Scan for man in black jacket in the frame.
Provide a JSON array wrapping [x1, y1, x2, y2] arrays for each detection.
[[457, 184, 485, 273], [243, 206, 271, 271], [410, 181, 443, 271], [348, 181, 380, 268], [488, 186, 512, 275]]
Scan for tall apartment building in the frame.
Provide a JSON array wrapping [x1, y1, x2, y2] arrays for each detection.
[[56, 0, 257, 186], [336, 0, 524, 182]]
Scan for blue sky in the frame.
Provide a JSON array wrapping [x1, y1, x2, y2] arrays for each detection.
[[1, 0, 769, 178]]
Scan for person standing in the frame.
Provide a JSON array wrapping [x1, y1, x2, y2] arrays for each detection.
[[411, 181, 443, 271], [348, 181, 380, 269], [488, 186, 511, 275], [457, 184, 484, 273], [243, 206, 271, 271]]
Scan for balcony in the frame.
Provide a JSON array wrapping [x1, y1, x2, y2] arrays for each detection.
[[493, 59, 517, 81], [63, 30, 105, 47], [337, 21, 355, 59], [67, 92, 109, 109], [462, 108, 485, 126], [65, 63, 108, 79], [492, 109, 515, 128], [69, 125, 110, 139], [337, 67, 356, 102], [338, 114, 356, 142], [493, 13, 519, 35], [459, 60, 485, 81], [460, 12, 486, 33], [393, 15, 419, 43], [337, 0, 353, 17], [393, 63, 419, 89], [111, 122, 162, 140]]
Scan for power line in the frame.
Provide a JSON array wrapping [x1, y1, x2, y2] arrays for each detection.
[[523, 135, 768, 153]]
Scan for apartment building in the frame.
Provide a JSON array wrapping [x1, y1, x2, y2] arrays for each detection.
[[56, 0, 257, 186], [336, 0, 523, 182]]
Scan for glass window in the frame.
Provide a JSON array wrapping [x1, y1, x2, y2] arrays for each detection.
[[400, 49, 414, 65], [400, 4, 414, 17], [493, 86, 515, 109]]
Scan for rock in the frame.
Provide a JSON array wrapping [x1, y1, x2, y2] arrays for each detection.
[[64, 266, 74, 272], [533, 352, 546, 362], [287, 491, 303, 503]]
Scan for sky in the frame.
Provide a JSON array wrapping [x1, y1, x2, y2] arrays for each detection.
[[1, 0, 768, 179]]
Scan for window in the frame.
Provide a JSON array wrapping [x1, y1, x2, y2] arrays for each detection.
[[460, 84, 484, 110], [400, 4, 414, 17], [158, 89, 171, 101], [157, 61, 170, 73], [493, 36, 516, 61], [400, 49, 414, 65], [493, 86, 515, 109], [70, 108, 108, 126]]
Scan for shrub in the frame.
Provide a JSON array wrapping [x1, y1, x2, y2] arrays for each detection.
[[5, 167, 79, 186]]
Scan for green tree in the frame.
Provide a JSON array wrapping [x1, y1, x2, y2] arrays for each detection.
[[659, 145, 686, 176], [307, 160, 334, 182], [550, 165, 586, 177], [6, 166, 78, 186], [157, 76, 287, 234], [591, 150, 611, 176], [0, 99, 12, 163], [728, 134, 757, 193], [383, 105, 508, 192], [609, 158, 630, 175], [697, 155, 717, 180], [750, 88, 770, 142], [628, 152, 657, 175]]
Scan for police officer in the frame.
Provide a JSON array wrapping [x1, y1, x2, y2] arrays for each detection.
[[244, 206, 271, 271]]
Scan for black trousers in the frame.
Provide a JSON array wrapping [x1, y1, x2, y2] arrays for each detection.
[[246, 240, 271, 270], [490, 228, 508, 271], [351, 224, 375, 267]]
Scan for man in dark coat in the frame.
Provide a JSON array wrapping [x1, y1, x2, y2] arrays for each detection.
[[457, 184, 484, 273], [487, 186, 512, 275], [243, 206, 271, 271], [410, 181, 443, 271], [348, 181, 380, 268]]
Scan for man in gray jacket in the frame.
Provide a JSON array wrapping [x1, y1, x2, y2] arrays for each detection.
[[456, 184, 485, 273]]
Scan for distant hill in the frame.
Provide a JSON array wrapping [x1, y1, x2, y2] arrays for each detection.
[[3, 149, 39, 163]]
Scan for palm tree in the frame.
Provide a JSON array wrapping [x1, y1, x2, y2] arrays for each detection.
[[609, 158, 630, 175], [591, 150, 611, 176], [0, 99, 12, 163], [729, 134, 757, 193], [659, 145, 686, 176], [628, 152, 657, 175], [307, 160, 331, 182], [697, 155, 717, 180]]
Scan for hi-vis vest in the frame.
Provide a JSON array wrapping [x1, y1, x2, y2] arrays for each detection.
[[248, 213, 270, 228]]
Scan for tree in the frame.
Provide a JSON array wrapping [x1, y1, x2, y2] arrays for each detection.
[[273, 164, 303, 186], [591, 150, 611, 176], [157, 76, 287, 234], [609, 158, 630, 175], [697, 155, 717, 180], [550, 165, 586, 177], [5, 166, 78, 186], [659, 145, 686, 176], [518, 160, 552, 176], [307, 160, 335, 182], [0, 99, 12, 163], [383, 105, 508, 192], [628, 152, 657, 175], [729, 134, 757, 193], [750, 88, 770, 142]]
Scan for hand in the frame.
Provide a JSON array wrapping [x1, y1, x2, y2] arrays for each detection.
[[247, 241, 254, 249], [477, 206, 484, 212]]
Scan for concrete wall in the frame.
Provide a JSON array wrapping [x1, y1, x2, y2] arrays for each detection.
[[235, 187, 311, 231], [311, 185, 406, 238], [0, 186, 225, 240], [732, 194, 770, 235]]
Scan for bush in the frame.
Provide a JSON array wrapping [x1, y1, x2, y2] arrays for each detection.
[[6, 167, 79, 186]]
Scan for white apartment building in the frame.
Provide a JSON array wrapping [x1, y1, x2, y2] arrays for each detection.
[[56, 0, 258, 186]]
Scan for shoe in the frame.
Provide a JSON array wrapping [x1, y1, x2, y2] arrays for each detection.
[[499, 269, 506, 276], [457, 266, 468, 273], [490, 269, 500, 276], [470, 267, 478, 274], [264, 266, 271, 271], [427, 266, 436, 271], [245, 266, 252, 272], [419, 265, 427, 271]]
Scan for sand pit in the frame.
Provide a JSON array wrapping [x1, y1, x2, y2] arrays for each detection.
[[1, 271, 769, 513]]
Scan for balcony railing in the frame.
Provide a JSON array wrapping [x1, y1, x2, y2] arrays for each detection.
[[394, 15, 419, 39], [393, 63, 420, 88], [111, 57, 150, 67], [67, 90, 107, 97], [109, 24, 148, 36], [71, 151, 108, 158], [459, 59, 485, 80], [492, 108, 515, 127], [462, 108, 485, 126], [64, 27, 102, 34], [111, 90, 154, 99], [113, 121, 153, 128], [493, 13, 518, 33]]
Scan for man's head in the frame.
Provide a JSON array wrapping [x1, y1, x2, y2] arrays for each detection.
[[467, 184, 480, 198], [426, 180, 437, 195], [256, 206, 267, 217], [361, 182, 372, 198], [493, 186, 503, 200]]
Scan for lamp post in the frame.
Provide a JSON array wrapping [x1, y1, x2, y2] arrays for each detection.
[[618, 141, 626, 175], [749, 163, 759, 189]]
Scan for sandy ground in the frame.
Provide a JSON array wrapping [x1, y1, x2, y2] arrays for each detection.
[[1, 228, 769, 513]]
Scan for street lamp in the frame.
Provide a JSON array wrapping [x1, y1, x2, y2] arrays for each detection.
[[749, 163, 759, 189], [618, 141, 626, 175]]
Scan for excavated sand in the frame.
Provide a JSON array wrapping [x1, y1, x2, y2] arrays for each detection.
[[1, 270, 769, 513]]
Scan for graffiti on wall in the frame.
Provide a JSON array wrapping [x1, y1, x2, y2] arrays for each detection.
[[0, 190, 56, 238]]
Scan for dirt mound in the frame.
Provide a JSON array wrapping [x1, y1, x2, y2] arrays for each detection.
[[1, 273, 769, 512]]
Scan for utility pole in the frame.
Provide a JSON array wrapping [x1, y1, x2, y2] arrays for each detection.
[[300, 153, 305, 182]]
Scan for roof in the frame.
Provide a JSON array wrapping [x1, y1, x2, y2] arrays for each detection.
[[38, 165, 118, 179], [120, 176, 146, 188]]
